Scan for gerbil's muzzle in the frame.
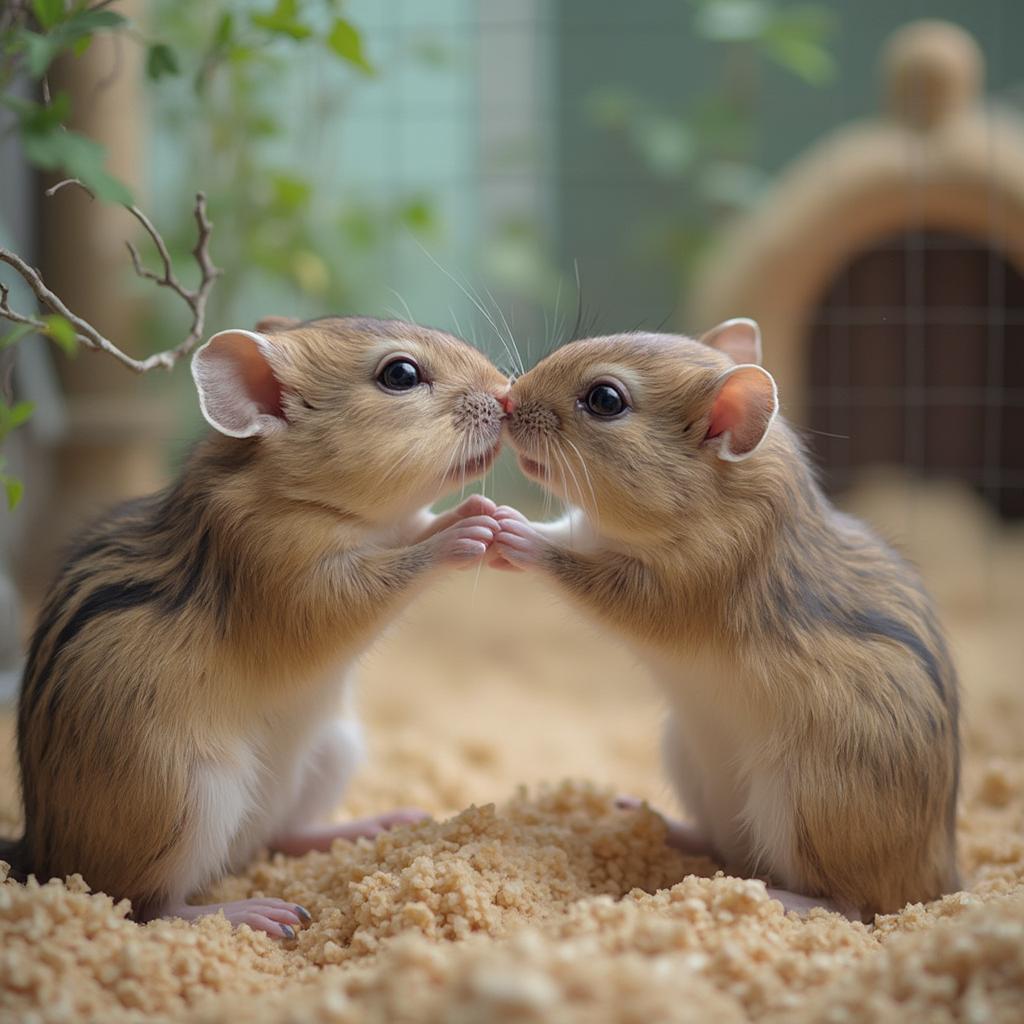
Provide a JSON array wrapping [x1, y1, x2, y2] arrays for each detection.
[[453, 392, 504, 451], [505, 400, 560, 448]]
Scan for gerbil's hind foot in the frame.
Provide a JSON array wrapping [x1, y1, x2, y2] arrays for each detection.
[[271, 808, 430, 855], [165, 897, 311, 939], [766, 888, 860, 921], [616, 796, 718, 859]]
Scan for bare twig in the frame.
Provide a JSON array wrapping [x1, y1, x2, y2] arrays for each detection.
[[0, 178, 221, 373]]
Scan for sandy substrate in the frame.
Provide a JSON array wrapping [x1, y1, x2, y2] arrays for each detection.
[[1, 475, 1023, 1022]]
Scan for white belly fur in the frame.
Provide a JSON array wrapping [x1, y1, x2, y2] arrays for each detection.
[[172, 663, 362, 903], [646, 649, 796, 882]]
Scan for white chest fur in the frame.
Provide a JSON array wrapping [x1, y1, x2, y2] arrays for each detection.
[[644, 648, 793, 880], [175, 665, 358, 901]]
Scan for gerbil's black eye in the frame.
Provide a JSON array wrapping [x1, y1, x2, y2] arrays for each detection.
[[585, 383, 627, 418], [378, 359, 421, 392]]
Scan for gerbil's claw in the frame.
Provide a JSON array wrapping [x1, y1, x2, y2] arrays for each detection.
[[165, 897, 311, 939]]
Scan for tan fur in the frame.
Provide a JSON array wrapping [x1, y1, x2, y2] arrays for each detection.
[[11, 316, 507, 919], [502, 331, 960, 918]]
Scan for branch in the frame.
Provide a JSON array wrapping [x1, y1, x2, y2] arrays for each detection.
[[0, 179, 222, 373]]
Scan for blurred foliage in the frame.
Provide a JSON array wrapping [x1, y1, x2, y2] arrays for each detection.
[[588, 0, 837, 276], [146, 0, 448, 342], [1, 0, 148, 503], [0, 0, 437, 503]]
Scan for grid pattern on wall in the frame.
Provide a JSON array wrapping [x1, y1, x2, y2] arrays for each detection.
[[807, 232, 1024, 519]]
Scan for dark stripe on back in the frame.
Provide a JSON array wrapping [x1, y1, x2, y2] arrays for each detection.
[[25, 579, 164, 725], [845, 609, 946, 704], [167, 528, 213, 612], [772, 561, 951, 707]]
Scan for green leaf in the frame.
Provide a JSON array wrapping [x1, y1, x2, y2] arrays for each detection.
[[20, 127, 133, 204], [31, 0, 66, 31], [3, 476, 24, 510], [42, 314, 78, 355], [61, 9, 126, 33], [270, 173, 311, 212], [146, 42, 180, 80], [6, 90, 70, 132], [761, 31, 835, 84], [7, 401, 36, 429], [21, 31, 63, 77], [213, 11, 235, 49], [397, 197, 436, 235], [251, 0, 312, 40], [0, 398, 35, 443], [760, 4, 837, 85], [21, 8, 127, 76], [326, 18, 373, 73], [0, 324, 36, 349]]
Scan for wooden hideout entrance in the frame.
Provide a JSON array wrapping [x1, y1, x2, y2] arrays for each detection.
[[807, 230, 1024, 518], [691, 20, 1024, 520]]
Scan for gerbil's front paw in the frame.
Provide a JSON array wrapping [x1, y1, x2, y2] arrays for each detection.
[[418, 495, 499, 543], [433, 513, 500, 568], [492, 507, 548, 569]]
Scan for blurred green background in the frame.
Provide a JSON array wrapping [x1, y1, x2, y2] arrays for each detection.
[[1, 0, 1023, 614]]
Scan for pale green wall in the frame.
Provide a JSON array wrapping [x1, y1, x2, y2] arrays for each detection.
[[552, 0, 1024, 338]]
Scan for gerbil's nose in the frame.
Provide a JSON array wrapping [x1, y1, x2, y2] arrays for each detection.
[[497, 388, 518, 416]]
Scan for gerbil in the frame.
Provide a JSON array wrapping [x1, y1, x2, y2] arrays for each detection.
[[494, 319, 960, 919], [1, 316, 509, 937]]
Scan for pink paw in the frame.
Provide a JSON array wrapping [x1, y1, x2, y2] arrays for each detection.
[[433, 514, 500, 567], [492, 507, 546, 568], [486, 505, 530, 570], [455, 495, 498, 519], [166, 897, 311, 940]]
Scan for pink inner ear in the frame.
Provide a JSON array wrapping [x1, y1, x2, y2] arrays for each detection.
[[706, 388, 743, 440], [704, 366, 777, 458], [228, 338, 285, 421]]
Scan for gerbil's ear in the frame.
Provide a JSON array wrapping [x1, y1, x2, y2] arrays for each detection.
[[254, 315, 300, 334], [701, 317, 762, 366], [704, 364, 778, 462], [191, 330, 286, 438]]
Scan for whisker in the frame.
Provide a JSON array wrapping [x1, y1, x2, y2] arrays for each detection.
[[388, 288, 416, 324], [482, 282, 526, 376], [415, 241, 522, 378], [541, 435, 554, 521], [568, 258, 583, 345], [550, 274, 564, 358], [560, 436, 599, 528], [550, 444, 586, 547]]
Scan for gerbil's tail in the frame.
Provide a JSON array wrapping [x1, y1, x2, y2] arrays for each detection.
[[0, 835, 27, 882]]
